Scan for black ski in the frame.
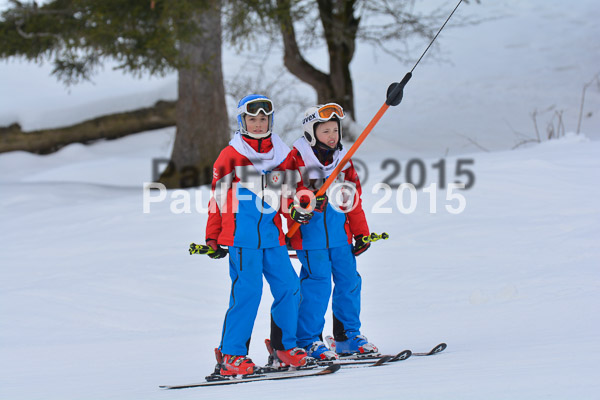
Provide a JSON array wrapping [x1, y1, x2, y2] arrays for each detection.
[[389, 349, 413, 362], [412, 343, 447, 356], [325, 336, 445, 360], [330, 354, 394, 367], [316, 350, 411, 367], [159, 364, 340, 389]]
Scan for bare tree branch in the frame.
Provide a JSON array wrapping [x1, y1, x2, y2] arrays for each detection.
[[577, 72, 600, 134], [457, 133, 490, 152], [275, 0, 331, 92]]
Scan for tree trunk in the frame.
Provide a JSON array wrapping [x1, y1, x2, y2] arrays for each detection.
[[276, 0, 333, 98], [276, 0, 359, 121], [317, 0, 359, 119], [158, 0, 229, 189], [0, 100, 176, 154]]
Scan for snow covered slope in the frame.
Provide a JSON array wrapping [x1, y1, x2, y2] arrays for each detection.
[[1, 130, 598, 399], [1, 1, 599, 398]]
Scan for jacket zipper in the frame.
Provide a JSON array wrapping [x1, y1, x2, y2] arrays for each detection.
[[256, 174, 264, 249], [323, 201, 329, 248]]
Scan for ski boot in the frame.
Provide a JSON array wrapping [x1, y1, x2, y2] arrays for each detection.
[[305, 341, 339, 361], [265, 339, 308, 368], [214, 348, 255, 376], [276, 348, 308, 367], [330, 335, 378, 356]]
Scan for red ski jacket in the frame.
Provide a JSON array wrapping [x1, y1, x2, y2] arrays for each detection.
[[284, 147, 369, 250], [206, 134, 291, 249]]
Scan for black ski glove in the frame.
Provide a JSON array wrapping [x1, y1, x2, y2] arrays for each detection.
[[206, 239, 227, 259], [290, 204, 313, 224], [313, 193, 328, 212], [299, 192, 327, 212], [352, 235, 371, 256]]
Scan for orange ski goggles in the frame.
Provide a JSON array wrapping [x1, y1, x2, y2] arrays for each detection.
[[315, 103, 345, 120]]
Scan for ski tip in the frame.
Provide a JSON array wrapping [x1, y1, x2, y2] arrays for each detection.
[[370, 355, 393, 366], [411, 343, 448, 357], [392, 349, 412, 361], [324, 363, 341, 373], [430, 343, 447, 355]]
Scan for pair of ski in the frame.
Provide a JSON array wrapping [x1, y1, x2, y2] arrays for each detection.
[[159, 341, 447, 389]]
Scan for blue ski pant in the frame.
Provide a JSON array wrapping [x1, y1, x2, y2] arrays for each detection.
[[220, 245, 300, 356], [296, 244, 362, 348]]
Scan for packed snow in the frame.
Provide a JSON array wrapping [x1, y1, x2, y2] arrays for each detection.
[[1, 0, 600, 399], [2, 128, 599, 400]]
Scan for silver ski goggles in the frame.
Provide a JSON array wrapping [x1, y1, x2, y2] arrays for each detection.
[[238, 98, 274, 116]]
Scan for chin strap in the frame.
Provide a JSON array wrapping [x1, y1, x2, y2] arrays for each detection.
[[241, 128, 272, 139]]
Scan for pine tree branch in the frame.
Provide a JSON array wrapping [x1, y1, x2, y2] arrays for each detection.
[[14, 17, 62, 40]]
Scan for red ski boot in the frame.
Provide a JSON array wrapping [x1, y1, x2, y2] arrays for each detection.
[[276, 347, 308, 367], [265, 339, 308, 368], [215, 348, 255, 376]]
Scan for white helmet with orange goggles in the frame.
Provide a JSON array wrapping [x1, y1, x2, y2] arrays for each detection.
[[301, 103, 345, 147], [237, 94, 275, 139]]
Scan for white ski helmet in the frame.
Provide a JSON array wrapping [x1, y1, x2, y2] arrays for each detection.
[[237, 94, 274, 139], [301, 103, 345, 147]]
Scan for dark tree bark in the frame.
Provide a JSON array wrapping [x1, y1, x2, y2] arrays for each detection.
[[317, 0, 359, 117], [159, 0, 230, 188], [276, 0, 359, 120]]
